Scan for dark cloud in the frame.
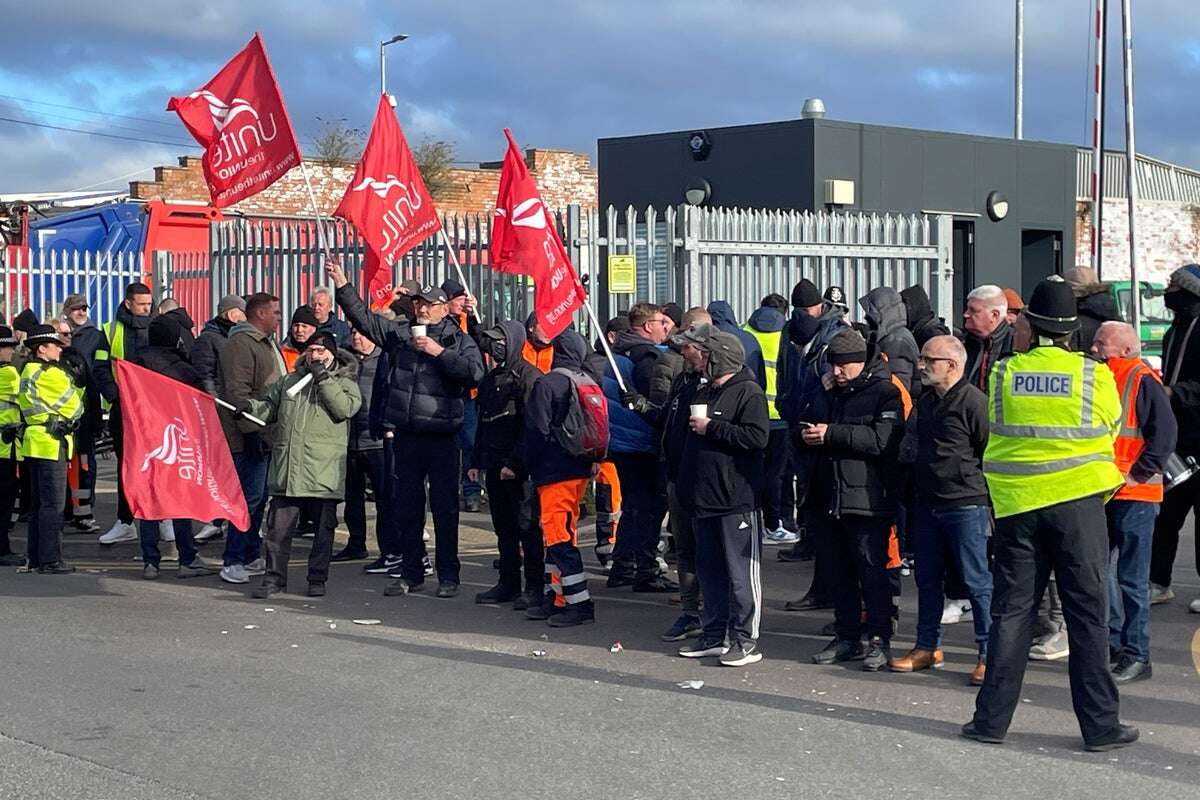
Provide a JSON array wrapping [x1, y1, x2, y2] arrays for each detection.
[[1, 0, 1197, 193]]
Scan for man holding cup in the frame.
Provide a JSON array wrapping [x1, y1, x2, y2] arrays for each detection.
[[669, 324, 770, 666]]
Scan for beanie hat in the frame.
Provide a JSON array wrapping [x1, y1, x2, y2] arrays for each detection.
[[1025, 276, 1079, 336], [827, 328, 868, 365], [792, 279, 822, 309], [217, 294, 246, 316], [306, 331, 340, 354], [148, 313, 187, 349], [1170, 264, 1200, 298], [290, 306, 320, 328], [1002, 287, 1025, 311], [13, 308, 38, 335], [661, 302, 683, 329]]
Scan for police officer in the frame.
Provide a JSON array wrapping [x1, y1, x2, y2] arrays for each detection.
[[0, 325, 25, 566], [963, 278, 1138, 752], [19, 325, 84, 574]]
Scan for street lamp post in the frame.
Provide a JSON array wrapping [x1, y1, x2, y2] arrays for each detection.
[[380, 33, 409, 107]]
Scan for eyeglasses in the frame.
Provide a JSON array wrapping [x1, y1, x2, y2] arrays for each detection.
[[918, 356, 955, 365], [70, 305, 88, 312]]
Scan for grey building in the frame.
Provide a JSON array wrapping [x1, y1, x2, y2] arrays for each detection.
[[599, 115, 1079, 310]]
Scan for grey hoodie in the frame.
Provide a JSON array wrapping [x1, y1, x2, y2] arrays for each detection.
[[859, 286, 919, 391]]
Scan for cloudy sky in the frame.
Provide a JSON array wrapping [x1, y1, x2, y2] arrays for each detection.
[[1, 0, 1197, 194]]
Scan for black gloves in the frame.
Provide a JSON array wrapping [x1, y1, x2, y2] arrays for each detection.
[[309, 360, 330, 383], [620, 389, 649, 414]]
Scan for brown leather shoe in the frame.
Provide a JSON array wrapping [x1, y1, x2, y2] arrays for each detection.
[[888, 647, 945, 672], [969, 658, 986, 686]]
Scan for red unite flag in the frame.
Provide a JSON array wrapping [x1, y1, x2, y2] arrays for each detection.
[[116, 360, 250, 530], [334, 95, 442, 308], [490, 128, 585, 338], [167, 33, 303, 208]]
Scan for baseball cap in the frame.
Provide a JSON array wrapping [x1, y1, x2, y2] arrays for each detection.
[[414, 285, 448, 304]]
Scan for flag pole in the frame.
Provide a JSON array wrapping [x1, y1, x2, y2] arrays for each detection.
[[298, 158, 334, 263], [437, 228, 481, 323], [576, 285, 627, 394], [212, 396, 268, 428]]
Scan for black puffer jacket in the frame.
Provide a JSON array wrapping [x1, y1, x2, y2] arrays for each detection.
[[473, 320, 542, 475], [192, 317, 237, 394], [131, 346, 203, 391], [611, 330, 662, 397], [336, 283, 484, 435], [795, 353, 904, 518], [348, 345, 383, 452], [1073, 286, 1123, 352], [900, 285, 951, 348], [1162, 293, 1200, 458], [860, 286, 919, 391]]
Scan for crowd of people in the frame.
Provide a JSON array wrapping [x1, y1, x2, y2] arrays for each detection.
[[3, 259, 1200, 752]]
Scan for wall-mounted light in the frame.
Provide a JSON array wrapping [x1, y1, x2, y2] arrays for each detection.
[[684, 177, 711, 206], [986, 190, 1009, 222]]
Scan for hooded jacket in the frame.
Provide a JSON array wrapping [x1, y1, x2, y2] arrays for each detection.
[[1072, 285, 1123, 352], [525, 330, 600, 487], [860, 286, 919, 391], [1161, 292, 1200, 457], [335, 283, 484, 435], [611, 329, 664, 398], [473, 320, 542, 475], [796, 351, 904, 518], [348, 344, 384, 452], [706, 300, 766, 386], [963, 319, 1014, 394], [244, 351, 361, 500], [192, 316, 238, 394], [132, 317, 203, 392], [675, 357, 770, 520], [217, 322, 286, 454], [777, 303, 849, 423], [900, 285, 951, 348], [745, 304, 791, 429]]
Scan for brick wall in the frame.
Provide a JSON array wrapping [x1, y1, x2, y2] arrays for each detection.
[[1075, 199, 1200, 283], [129, 149, 597, 217]]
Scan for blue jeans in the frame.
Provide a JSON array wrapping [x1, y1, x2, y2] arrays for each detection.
[[139, 519, 196, 568], [914, 504, 993, 654], [459, 398, 481, 502], [223, 450, 269, 566], [1107, 499, 1157, 663]]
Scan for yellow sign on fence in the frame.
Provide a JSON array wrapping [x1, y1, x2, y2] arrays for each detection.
[[608, 255, 636, 293]]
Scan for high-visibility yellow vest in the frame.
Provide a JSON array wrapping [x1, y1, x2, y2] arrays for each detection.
[[0, 363, 20, 460], [984, 346, 1123, 518], [743, 325, 781, 421], [18, 360, 83, 461]]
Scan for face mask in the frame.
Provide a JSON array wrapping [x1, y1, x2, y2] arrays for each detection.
[[489, 339, 507, 364], [1165, 291, 1192, 313]]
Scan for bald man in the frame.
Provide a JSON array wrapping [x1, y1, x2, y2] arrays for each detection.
[[1091, 322, 1176, 683], [892, 335, 992, 685]]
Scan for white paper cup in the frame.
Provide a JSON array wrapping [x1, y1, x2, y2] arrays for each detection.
[[411, 324, 427, 338], [689, 404, 708, 419]]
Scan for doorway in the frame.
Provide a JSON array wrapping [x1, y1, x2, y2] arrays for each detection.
[[1021, 229, 1063, 295], [952, 220, 976, 320]]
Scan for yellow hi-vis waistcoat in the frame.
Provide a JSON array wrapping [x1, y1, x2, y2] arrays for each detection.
[[0, 363, 20, 460], [984, 346, 1123, 518], [18, 360, 83, 461], [743, 325, 781, 421]]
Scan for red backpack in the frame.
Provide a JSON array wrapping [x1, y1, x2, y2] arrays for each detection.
[[551, 367, 610, 462]]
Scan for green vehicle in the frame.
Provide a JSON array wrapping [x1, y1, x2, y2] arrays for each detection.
[[1109, 280, 1170, 357]]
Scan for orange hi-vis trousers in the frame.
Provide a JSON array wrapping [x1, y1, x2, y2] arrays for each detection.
[[593, 460, 621, 561], [539, 478, 590, 609]]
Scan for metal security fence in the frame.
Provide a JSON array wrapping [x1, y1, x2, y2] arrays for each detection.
[[0, 249, 149, 325], [586, 206, 953, 325]]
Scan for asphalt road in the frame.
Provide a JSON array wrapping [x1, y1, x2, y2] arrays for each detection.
[[1, 465, 1198, 800]]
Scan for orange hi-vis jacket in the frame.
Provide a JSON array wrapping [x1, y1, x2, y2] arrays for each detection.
[[1109, 356, 1165, 503], [522, 340, 555, 374]]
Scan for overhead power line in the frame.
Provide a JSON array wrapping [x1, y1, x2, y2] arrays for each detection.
[[0, 115, 202, 148], [0, 92, 181, 129]]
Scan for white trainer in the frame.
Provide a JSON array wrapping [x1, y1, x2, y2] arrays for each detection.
[[941, 599, 972, 625], [1190, 597, 1200, 614], [194, 523, 224, 542], [159, 520, 176, 542], [220, 564, 249, 584], [244, 557, 266, 576], [1150, 583, 1175, 605], [98, 522, 137, 545], [763, 527, 800, 545]]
